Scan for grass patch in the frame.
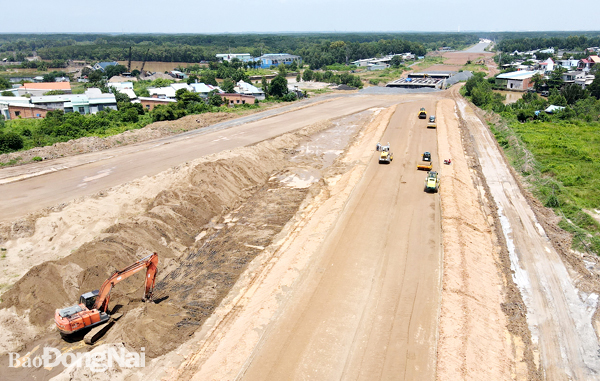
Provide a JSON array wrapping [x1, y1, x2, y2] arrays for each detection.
[[358, 67, 405, 83], [306, 88, 331, 94], [409, 56, 445, 72], [245, 68, 277, 77], [324, 63, 357, 71], [490, 117, 600, 255]]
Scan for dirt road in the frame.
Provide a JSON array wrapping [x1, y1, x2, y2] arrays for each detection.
[[236, 101, 442, 380], [0, 95, 392, 223], [455, 93, 600, 379]]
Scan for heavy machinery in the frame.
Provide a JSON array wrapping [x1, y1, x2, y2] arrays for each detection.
[[427, 115, 437, 128], [55, 252, 158, 343], [379, 145, 393, 164], [418, 107, 427, 119], [424, 171, 440, 193], [417, 151, 433, 170]]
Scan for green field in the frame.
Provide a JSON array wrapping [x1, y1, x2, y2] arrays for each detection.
[[491, 118, 600, 253]]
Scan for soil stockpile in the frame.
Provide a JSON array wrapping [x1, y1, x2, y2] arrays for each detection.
[[0, 124, 328, 358]]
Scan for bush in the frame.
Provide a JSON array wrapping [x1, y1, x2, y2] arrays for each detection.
[[283, 92, 297, 102], [0, 132, 24, 153], [32, 156, 43, 161]]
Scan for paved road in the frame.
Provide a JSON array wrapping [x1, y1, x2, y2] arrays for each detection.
[[463, 42, 491, 53], [239, 101, 442, 380], [0, 96, 398, 223]]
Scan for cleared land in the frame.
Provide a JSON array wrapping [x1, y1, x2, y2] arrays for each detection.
[[0, 55, 598, 380]]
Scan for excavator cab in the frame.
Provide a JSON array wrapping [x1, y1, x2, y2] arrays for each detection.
[[80, 290, 100, 310]]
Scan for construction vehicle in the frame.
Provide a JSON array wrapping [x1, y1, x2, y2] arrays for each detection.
[[379, 145, 393, 164], [424, 171, 440, 193], [418, 107, 427, 119], [427, 115, 437, 128], [55, 252, 158, 344], [417, 151, 433, 170]]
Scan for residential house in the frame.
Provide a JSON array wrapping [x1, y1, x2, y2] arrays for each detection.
[[537, 58, 554, 73], [563, 71, 596, 89], [258, 54, 302, 69], [234, 80, 265, 100], [170, 83, 193, 92], [29, 89, 116, 115], [84, 88, 118, 113], [578, 55, 600, 72], [495, 70, 539, 90], [220, 93, 256, 106], [106, 82, 137, 100], [0, 95, 35, 120], [351, 58, 372, 67], [189, 83, 223, 97], [148, 86, 177, 99], [148, 83, 194, 99], [64, 96, 89, 115], [138, 97, 177, 111], [7, 104, 49, 119], [93, 61, 118, 72], [17, 82, 72, 97], [558, 59, 579, 70], [367, 64, 388, 71], [30, 94, 82, 110]]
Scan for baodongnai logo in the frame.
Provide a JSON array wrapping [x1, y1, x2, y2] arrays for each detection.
[[8, 346, 145, 372]]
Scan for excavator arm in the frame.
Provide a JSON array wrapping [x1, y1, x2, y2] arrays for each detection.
[[94, 252, 158, 312]]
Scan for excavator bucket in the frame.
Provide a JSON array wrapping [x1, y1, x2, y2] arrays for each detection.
[[83, 313, 123, 345]]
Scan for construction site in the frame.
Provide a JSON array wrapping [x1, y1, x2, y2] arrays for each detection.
[[1, 47, 600, 381]]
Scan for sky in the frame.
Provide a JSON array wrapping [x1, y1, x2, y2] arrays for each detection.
[[2, 0, 600, 34]]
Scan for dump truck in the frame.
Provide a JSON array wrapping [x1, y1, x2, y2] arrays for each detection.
[[55, 252, 158, 344], [427, 115, 437, 128], [424, 171, 440, 193], [379, 145, 393, 164], [418, 107, 427, 119], [417, 152, 433, 170]]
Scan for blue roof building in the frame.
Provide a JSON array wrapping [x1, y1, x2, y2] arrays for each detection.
[[258, 54, 301, 69], [93, 61, 119, 72]]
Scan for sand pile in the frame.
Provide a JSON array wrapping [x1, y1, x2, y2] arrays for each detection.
[[0, 137, 288, 322], [0, 120, 334, 360]]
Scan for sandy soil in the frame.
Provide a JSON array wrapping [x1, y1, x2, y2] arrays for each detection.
[[0, 92, 516, 381], [2, 78, 597, 381], [454, 86, 600, 379], [425, 50, 497, 76], [435, 98, 524, 380]]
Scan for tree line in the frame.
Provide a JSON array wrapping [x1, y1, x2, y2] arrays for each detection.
[[0, 33, 480, 69], [496, 34, 600, 53]]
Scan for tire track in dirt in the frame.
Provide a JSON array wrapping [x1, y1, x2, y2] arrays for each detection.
[[435, 98, 521, 380]]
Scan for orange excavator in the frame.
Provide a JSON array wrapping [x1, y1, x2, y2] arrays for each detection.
[[55, 252, 158, 342]]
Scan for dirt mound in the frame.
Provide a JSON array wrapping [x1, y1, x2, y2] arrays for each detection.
[[1, 140, 285, 322], [0, 121, 333, 360], [331, 84, 356, 91]]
